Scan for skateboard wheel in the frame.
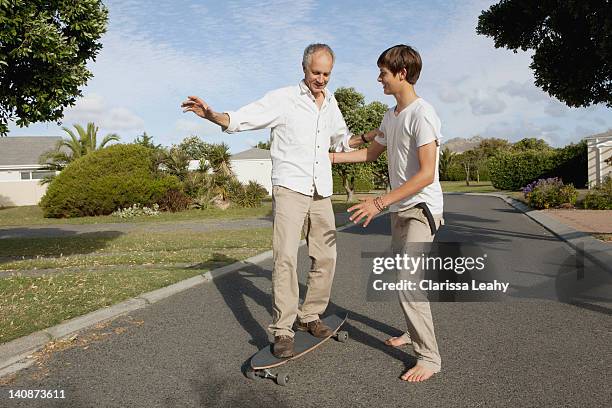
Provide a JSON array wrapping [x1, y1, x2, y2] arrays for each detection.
[[276, 370, 290, 386], [245, 368, 258, 380], [336, 331, 349, 343]]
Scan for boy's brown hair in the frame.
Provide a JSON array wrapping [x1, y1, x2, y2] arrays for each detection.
[[377, 44, 422, 85]]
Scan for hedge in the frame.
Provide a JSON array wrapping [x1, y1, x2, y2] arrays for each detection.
[[488, 142, 587, 191], [333, 174, 374, 194], [40, 144, 181, 218]]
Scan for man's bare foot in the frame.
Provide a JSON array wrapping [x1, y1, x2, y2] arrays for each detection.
[[384, 333, 411, 347], [400, 365, 436, 382]]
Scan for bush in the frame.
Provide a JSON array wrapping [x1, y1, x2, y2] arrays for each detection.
[[488, 141, 587, 191], [583, 176, 612, 209], [112, 204, 160, 218], [40, 144, 181, 218], [522, 178, 578, 209], [158, 188, 192, 212], [332, 174, 374, 194], [227, 180, 268, 208], [489, 150, 557, 190]]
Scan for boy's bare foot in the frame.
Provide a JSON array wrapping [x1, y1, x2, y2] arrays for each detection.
[[384, 333, 412, 347], [400, 365, 436, 382]]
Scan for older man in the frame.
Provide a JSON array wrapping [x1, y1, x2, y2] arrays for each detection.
[[181, 43, 378, 358]]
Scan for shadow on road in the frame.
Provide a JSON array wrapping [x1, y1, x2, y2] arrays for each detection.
[[208, 260, 418, 374]]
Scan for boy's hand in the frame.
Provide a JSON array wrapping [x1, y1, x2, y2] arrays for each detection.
[[365, 129, 384, 142], [347, 198, 380, 227]]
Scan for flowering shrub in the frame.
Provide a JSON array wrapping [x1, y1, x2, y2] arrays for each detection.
[[522, 178, 578, 209], [112, 204, 160, 218], [583, 176, 612, 209]]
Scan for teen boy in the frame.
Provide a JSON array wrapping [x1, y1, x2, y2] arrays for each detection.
[[331, 44, 444, 382]]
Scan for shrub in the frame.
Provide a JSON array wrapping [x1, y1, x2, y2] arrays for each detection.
[[158, 188, 192, 212], [40, 144, 181, 218], [522, 177, 578, 209], [112, 204, 160, 218], [583, 176, 612, 209], [488, 141, 587, 191], [227, 180, 268, 208], [489, 150, 557, 190], [332, 174, 375, 194]]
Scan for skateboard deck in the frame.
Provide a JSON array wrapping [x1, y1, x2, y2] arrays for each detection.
[[247, 314, 348, 385]]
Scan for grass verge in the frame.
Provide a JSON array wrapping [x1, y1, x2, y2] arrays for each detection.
[[0, 228, 272, 344]]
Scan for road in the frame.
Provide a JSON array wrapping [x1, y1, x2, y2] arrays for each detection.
[[2, 195, 611, 407]]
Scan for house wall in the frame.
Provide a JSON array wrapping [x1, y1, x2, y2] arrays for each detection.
[[231, 159, 272, 194], [587, 138, 612, 188], [0, 180, 48, 206]]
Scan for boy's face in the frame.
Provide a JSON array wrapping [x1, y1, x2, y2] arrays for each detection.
[[378, 66, 404, 95]]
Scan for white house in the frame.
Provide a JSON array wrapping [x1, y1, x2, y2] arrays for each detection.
[[231, 148, 272, 194], [0, 136, 60, 206], [186, 147, 272, 194], [585, 130, 612, 188]]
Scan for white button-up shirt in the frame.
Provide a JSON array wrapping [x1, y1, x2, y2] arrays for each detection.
[[224, 81, 353, 197]]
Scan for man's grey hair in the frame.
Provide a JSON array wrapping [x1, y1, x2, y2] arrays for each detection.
[[302, 43, 335, 68]]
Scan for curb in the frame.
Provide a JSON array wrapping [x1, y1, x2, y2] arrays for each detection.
[[445, 192, 612, 274], [0, 216, 362, 379]]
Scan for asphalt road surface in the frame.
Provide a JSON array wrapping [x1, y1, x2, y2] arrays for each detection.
[[2, 195, 611, 407]]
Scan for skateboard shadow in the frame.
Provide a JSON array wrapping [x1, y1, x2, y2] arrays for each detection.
[[210, 261, 419, 373]]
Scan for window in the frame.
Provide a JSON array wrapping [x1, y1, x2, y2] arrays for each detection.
[[20, 172, 31, 180], [31, 171, 56, 180]]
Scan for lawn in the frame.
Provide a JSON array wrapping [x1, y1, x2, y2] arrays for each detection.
[[0, 227, 272, 344], [440, 181, 499, 193], [0, 202, 274, 227]]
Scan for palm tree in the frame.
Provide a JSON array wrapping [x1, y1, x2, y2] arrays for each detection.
[[438, 147, 456, 181], [207, 142, 233, 176], [39, 122, 119, 183]]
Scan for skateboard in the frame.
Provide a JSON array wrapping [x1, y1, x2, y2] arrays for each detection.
[[246, 314, 348, 386]]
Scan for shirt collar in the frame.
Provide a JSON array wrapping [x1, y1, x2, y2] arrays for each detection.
[[299, 80, 331, 102]]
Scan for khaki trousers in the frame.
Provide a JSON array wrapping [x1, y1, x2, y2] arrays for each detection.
[[268, 186, 337, 337], [391, 207, 443, 372]]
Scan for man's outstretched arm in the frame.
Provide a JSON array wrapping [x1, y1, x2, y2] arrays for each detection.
[[181, 96, 230, 130]]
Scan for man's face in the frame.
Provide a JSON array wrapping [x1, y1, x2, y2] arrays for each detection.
[[377, 66, 404, 95], [303, 51, 333, 97]]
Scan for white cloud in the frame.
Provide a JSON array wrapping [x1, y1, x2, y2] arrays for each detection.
[[438, 87, 465, 103], [498, 80, 549, 102], [62, 93, 144, 132], [175, 118, 222, 136], [544, 100, 569, 117], [469, 93, 507, 116]]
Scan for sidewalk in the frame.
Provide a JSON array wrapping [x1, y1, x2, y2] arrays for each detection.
[[542, 209, 612, 235]]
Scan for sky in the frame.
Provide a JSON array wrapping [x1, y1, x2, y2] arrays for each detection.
[[8, 0, 611, 152]]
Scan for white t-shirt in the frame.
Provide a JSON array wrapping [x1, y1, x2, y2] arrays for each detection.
[[374, 98, 444, 215]]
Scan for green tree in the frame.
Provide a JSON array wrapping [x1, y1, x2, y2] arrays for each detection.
[[207, 142, 233, 176], [176, 135, 211, 160], [439, 147, 457, 181], [134, 132, 161, 150], [254, 140, 271, 150], [333, 87, 387, 201], [477, 0, 611, 107], [39, 122, 119, 182], [0, 1, 109, 136], [511, 137, 552, 152]]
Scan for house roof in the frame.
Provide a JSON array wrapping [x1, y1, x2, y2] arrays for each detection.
[[0, 136, 62, 166], [231, 147, 271, 160], [584, 129, 612, 140]]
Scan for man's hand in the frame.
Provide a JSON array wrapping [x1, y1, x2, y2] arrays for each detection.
[[365, 129, 384, 142], [181, 96, 213, 119], [181, 95, 229, 129], [347, 198, 381, 227]]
